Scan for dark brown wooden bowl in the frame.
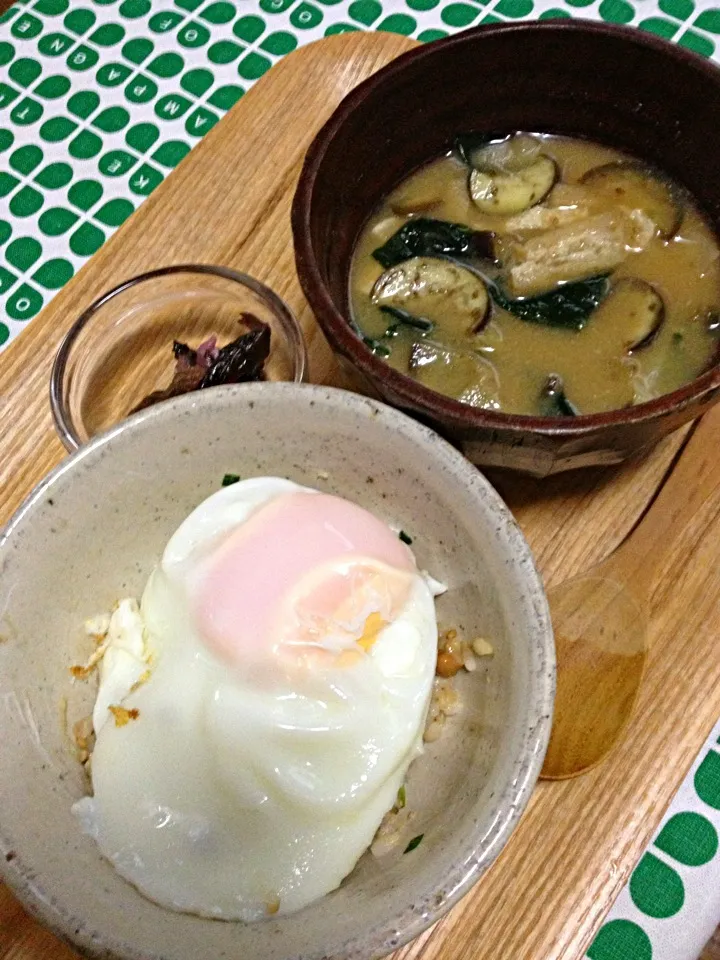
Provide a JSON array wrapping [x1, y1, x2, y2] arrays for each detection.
[[292, 21, 720, 476]]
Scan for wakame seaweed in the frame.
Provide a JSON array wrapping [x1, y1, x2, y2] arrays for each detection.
[[491, 276, 610, 331], [372, 218, 497, 269]]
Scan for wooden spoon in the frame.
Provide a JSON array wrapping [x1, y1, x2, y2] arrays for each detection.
[[541, 404, 720, 780]]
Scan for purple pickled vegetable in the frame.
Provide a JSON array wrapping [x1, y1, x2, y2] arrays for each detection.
[[130, 314, 271, 414], [199, 320, 270, 389]]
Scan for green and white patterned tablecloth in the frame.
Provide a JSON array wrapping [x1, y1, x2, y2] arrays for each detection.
[[2, 2, 720, 958], [590, 716, 720, 960], [0, 0, 719, 349]]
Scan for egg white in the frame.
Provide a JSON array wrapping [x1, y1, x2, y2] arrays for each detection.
[[74, 479, 439, 920]]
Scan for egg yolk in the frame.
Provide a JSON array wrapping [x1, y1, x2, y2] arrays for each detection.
[[192, 491, 415, 667]]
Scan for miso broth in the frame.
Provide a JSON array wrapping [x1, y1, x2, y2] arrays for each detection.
[[349, 133, 720, 416]]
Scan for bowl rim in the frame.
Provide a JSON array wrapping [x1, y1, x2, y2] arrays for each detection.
[[292, 19, 720, 436], [0, 381, 555, 960], [49, 263, 309, 453]]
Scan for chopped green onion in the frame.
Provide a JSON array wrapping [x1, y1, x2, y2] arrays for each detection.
[[399, 530, 413, 545], [222, 473, 241, 487], [396, 785, 406, 810], [404, 834, 424, 854]]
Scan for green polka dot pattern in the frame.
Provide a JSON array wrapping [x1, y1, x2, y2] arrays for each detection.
[[630, 853, 686, 919], [587, 735, 720, 959], [655, 812, 719, 866], [0, 0, 716, 348], [588, 920, 652, 960], [696, 747, 720, 808]]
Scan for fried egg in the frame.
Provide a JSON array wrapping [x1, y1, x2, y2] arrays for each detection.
[[74, 478, 441, 920]]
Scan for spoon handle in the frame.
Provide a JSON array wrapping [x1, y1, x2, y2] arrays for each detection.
[[611, 403, 720, 594]]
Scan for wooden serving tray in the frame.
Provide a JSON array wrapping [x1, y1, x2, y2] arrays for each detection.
[[1, 31, 720, 960]]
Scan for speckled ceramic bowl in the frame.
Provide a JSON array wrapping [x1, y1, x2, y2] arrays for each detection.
[[0, 383, 553, 960]]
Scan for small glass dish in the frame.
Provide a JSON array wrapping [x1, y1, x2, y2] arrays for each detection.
[[51, 264, 308, 451]]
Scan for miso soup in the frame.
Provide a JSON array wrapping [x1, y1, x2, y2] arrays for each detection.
[[349, 133, 720, 416]]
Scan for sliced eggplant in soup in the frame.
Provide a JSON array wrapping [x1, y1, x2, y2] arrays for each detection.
[[469, 155, 558, 217], [410, 340, 500, 408], [371, 256, 490, 335], [459, 133, 544, 173], [350, 130, 720, 417], [580, 162, 684, 239], [591, 278, 665, 352]]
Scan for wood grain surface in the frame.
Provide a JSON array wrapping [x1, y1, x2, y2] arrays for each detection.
[[1, 31, 719, 960]]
